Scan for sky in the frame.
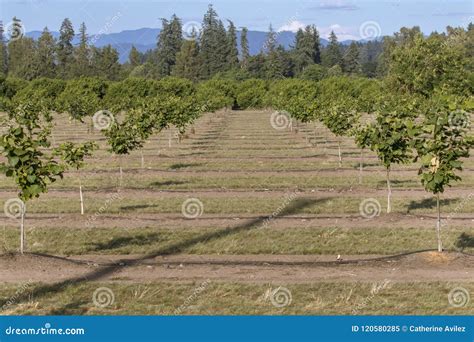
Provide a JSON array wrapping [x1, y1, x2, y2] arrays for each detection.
[[1, 0, 473, 40]]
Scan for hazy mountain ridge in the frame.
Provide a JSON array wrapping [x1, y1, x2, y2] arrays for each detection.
[[26, 28, 362, 63]]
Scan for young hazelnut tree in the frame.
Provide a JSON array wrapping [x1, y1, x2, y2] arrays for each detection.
[[414, 97, 473, 252], [356, 94, 420, 213], [54, 141, 97, 215], [317, 77, 361, 168], [0, 102, 93, 253]]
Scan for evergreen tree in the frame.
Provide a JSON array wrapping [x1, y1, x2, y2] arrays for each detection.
[[343, 41, 360, 74], [156, 15, 183, 78], [0, 21, 8, 76], [264, 24, 276, 53], [35, 27, 56, 78], [322, 31, 342, 68], [293, 25, 321, 74], [72, 22, 91, 77], [265, 45, 293, 79], [246, 53, 266, 78], [240, 27, 250, 67], [173, 29, 201, 81], [57, 18, 75, 77], [92, 45, 121, 80], [8, 36, 37, 79], [129, 45, 142, 67], [359, 40, 382, 77], [200, 5, 228, 78], [226, 20, 239, 68]]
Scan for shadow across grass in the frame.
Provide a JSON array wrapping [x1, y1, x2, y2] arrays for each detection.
[[150, 180, 189, 187], [455, 233, 474, 252], [86, 233, 161, 252], [120, 204, 160, 212], [168, 163, 203, 170], [0, 197, 330, 312], [407, 198, 460, 213]]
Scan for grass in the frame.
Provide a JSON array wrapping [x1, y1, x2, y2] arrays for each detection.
[[0, 194, 472, 216], [1, 226, 472, 255], [0, 281, 472, 315]]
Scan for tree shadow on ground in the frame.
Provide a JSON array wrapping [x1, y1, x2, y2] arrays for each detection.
[[85, 233, 161, 252], [455, 233, 474, 252], [0, 197, 330, 311], [376, 179, 414, 187], [168, 163, 203, 170], [150, 180, 188, 187], [407, 198, 460, 213], [120, 204, 160, 211]]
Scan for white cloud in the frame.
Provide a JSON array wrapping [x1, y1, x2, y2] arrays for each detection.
[[277, 20, 306, 32], [318, 24, 359, 41], [317, 0, 359, 11]]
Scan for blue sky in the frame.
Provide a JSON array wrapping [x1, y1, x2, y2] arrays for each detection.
[[1, 0, 473, 39]]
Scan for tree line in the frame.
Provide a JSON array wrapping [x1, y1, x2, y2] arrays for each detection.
[[8, 4, 468, 81]]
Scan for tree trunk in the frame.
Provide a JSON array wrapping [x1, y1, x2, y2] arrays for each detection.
[[386, 166, 392, 214], [141, 151, 145, 169], [119, 155, 123, 190], [436, 193, 443, 252], [338, 139, 342, 168], [79, 179, 84, 215], [359, 149, 363, 185], [20, 203, 25, 254], [168, 132, 172, 148]]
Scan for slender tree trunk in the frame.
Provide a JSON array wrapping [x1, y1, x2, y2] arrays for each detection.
[[168, 131, 172, 148], [141, 151, 145, 169], [436, 193, 443, 252], [338, 139, 342, 168], [79, 178, 84, 215], [359, 149, 363, 185], [386, 166, 392, 214], [20, 203, 25, 255], [118, 155, 123, 190]]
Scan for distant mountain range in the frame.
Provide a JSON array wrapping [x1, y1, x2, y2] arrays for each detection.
[[25, 28, 364, 63]]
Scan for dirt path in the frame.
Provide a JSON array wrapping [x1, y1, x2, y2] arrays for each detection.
[[1, 212, 473, 230], [0, 252, 472, 284]]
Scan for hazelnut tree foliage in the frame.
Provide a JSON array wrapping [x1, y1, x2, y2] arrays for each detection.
[[0, 101, 94, 253], [414, 96, 473, 251], [103, 79, 203, 187], [356, 94, 420, 213], [387, 28, 473, 250], [56, 77, 108, 122]]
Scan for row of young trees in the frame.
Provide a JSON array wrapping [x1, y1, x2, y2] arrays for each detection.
[[0, 76, 206, 253], [271, 28, 474, 252]]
